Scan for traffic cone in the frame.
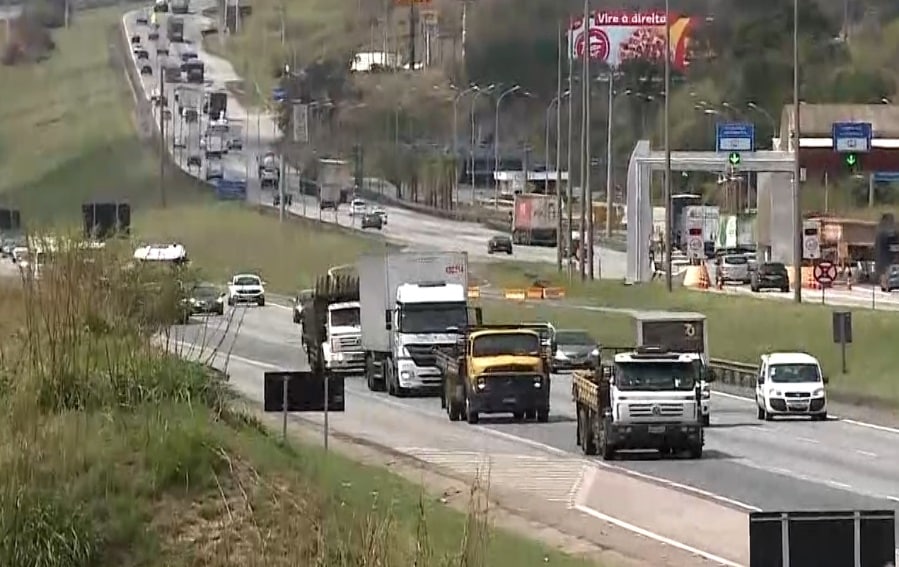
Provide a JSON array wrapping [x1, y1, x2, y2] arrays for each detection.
[[802, 266, 820, 290], [683, 264, 710, 289]]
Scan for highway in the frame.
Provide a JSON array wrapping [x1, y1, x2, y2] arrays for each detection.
[[123, 5, 899, 565]]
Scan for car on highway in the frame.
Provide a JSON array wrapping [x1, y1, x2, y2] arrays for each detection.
[[140, 64, 153, 75], [173, 135, 186, 149], [487, 234, 513, 255], [349, 198, 366, 216], [551, 329, 599, 371], [750, 262, 790, 293], [186, 154, 201, 168], [716, 253, 751, 284], [135, 13, 149, 25], [227, 273, 265, 306], [292, 289, 313, 324], [361, 212, 383, 230], [135, 48, 149, 60], [156, 43, 168, 55], [205, 158, 224, 180], [148, 29, 159, 41], [879, 264, 899, 292], [130, 34, 141, 45], [372, 208, 387, 224], [182, 282, 226, 318], [756, 352, 828, 421], [182, 108, 198, 123]]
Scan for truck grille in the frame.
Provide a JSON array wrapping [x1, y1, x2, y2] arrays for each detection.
[[337, 335, 361, 349], [484, 364, 536, 374], [627, 403, 684, 418], [785, 392, 809, 398], [405, 344, 440, 367]]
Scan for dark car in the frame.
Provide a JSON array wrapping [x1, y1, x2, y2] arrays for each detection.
[[183, 283, 225, 318], [750, 262, 790, 293], [186, 154, 202, 168], [148, 30, 159, 41], [272, 193, 293, 206], [552, 329, 599, 371], [880, 264, 899, 292], [130, 34, 141, 44], [487, 235, 513, 255], [361, 213, 383, 230], [136, 14, 149, 25], [156, 44, 168, 55], [140, 64, 153, 75], [135, 49, 149, 60]]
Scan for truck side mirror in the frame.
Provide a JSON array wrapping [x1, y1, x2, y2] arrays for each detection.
[[473, 307, 483, 326], [384, 309, 391, 330], [822, 376, 829, 384]]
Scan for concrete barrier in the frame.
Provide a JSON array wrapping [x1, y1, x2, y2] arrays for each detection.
[[526, 287, 544, 300], [541, 287, 566, 299], [502, 289, 527, 300], [467, 286, 480, 299]]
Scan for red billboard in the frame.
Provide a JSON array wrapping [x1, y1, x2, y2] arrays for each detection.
[[567, 10, 695, 71]]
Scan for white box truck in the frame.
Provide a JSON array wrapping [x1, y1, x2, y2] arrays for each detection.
[[358, 251, 472, 396]]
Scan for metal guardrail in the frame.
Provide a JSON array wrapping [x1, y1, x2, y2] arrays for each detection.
[[708, 358, 756, 388]]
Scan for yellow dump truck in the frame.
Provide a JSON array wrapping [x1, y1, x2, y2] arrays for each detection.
[[435, 324, 553, 424]]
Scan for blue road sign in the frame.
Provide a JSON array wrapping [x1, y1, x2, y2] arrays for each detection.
[[831, 122, 872, 153], [271, 87, 286, 103], [873, 171, 899, 183], [716, 122, 755, 153]]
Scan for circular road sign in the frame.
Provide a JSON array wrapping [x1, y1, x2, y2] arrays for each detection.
[[813, 262, 837, 285], [804, 235, 819, 252], [688, 237, 703, 252]]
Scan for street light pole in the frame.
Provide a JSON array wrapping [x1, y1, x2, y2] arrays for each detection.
[[792, 0, 802, 303], [604, 73, 614, 239], [470, 84, 494, 190], [494, 85, 521, 210], [453, 85, 478, 203], [663, 0, 673, 292], [747, 102, 777, 146]]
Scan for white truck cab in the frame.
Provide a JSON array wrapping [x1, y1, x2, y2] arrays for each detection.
[[322, 301, 364, 374], [756, 352, 827, 421]]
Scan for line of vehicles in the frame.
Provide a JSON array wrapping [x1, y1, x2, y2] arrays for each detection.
[[286, 249, 831, 460]]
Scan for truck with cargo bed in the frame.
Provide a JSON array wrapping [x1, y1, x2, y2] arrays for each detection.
[[318, 158, 352, 206], [301, 272, 363, 376], [359, 251, 472, 396], [435, 323, 553, 424], [512, 193, 558, 247], [166, 16, 184, 42]]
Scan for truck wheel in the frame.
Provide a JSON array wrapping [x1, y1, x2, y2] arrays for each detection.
[[702, 414, 710, 427], [756, 405, 765, 420], [465, 395, 479, 424], [512, 411, 525, 421], [525, 409, 536, 420], [598, 419, 615, 461], [536, 410, 549, 423], [578, 410, 597, 455], [448, 398, 462, 422], [687, 443, 703, 459]]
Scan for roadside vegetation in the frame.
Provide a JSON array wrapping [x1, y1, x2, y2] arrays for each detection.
[[476, 261, 899, 411], [0, 5, 609, 565]]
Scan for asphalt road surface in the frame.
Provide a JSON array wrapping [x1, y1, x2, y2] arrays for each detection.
[[124, 5, 899, 564]]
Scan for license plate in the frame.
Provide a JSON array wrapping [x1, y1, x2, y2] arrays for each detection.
[[502, 397, 517, 404], [648, 425, 666, 434]]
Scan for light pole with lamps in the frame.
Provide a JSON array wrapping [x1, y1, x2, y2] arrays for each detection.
[[452, 85, 479, 200], [544, 91, 570, 183], [747, 102, 776, 138], [663, 0, 672, 292], [470, 84, 495, 190], [494, 85, 521, 209], [595, 73, 616, 239], [792, 0, 801, 303]]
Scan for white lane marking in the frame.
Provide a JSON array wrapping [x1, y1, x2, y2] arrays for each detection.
[[828, 480, 852, 490], [887, 495, 899, 503], [573, 504, 745, 567], [268, 303, 291, 311], [713, 391, 899, 435], [855, 449, 878, 458], [169, 340, 280, 370], [797, 436, 820, 444]]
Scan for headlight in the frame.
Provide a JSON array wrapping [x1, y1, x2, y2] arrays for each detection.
[[702, 388, 711, 399], [476, 377, 486, 390], [812, 388, 824, 397], [533, 376, 543, 388], [554, 351, 567, 360], [590, 348, 599, 357], [400, 370, 412, 380], [771, 390, 783, 397]]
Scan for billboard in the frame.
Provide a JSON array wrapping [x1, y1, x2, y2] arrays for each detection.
[[568, 10, 695, 70]]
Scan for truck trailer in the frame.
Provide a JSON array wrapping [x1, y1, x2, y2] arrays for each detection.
[[511, 193, 558, 247], [359, 251, 472, 396]]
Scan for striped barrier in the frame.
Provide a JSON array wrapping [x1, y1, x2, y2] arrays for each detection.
[[541, 287, 566, 299], [467, 286, 481, 299], [503, 288, 527, 300], [526, 287, 545, 299]]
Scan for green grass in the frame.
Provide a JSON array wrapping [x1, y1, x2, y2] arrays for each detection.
[[475, 262, 899, 411]]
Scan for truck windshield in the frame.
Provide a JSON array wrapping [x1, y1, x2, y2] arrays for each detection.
[[330, 307, 360, 327], [769, 363, 820, 383], [472, 333, 540, 357], [398, 302, 468, 333], [615, 361, 698, 391]]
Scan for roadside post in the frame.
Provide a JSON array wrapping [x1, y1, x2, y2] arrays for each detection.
[[263, 370, 345, 450], [832, 311, 852, 374], [813, 261, 836, 305]]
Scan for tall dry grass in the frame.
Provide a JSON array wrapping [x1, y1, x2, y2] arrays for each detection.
[[0, 233, 503, 567]]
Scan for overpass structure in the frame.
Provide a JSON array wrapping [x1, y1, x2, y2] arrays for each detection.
[[626, 140, 794, 283]]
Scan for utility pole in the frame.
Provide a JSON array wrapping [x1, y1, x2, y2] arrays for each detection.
[[555, 20, 563, 273], [605, 73, 614, 238], [408, 0, 416, 69], [566, 44, 574, 281], [578, 0, 588, 281], [158, 61, 167, 208], [663, 0, 672, 291], [792, 0, 802, 303]]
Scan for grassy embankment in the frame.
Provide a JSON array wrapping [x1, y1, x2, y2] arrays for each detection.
[[0, 7, 606, 566], [476, 261, 899, 411]]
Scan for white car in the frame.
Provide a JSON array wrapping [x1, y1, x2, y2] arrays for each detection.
[[756, 352, 828, 421], [349, 199, 366, 217], [227, 273, 265, 306]]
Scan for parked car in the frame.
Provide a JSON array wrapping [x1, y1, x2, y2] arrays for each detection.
[[751, 262, 790, 293], [487, 234, 513, 255]]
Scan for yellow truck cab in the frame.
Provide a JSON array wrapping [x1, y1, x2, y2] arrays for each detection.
[[435, 325, 552, 424]]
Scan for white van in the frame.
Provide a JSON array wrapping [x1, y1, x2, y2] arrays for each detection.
[[756, 352, 828, 421]]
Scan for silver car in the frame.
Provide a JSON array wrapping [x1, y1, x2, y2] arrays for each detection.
[[718, 254, 751, 283]]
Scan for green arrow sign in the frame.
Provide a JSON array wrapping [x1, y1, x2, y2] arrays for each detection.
[[845, 153, 858, 167], [728, 152, 741, 166]]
